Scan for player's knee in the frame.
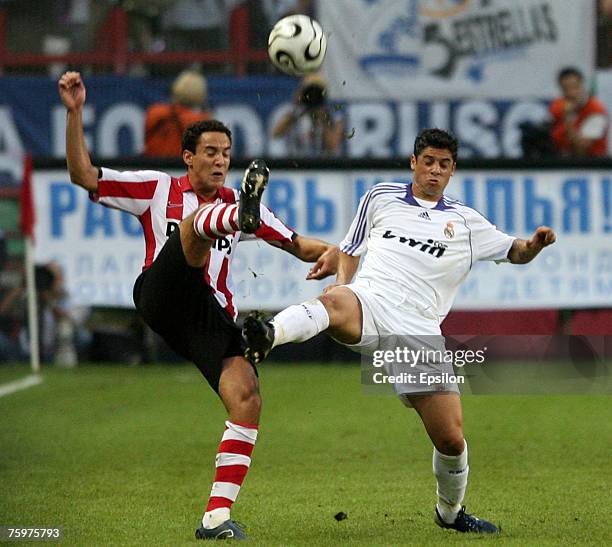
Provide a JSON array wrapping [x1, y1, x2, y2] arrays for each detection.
[[317, 292, 335, 311], [241, 390, 261, 418], [318, 292, 344, 326], [232, 383, 261, 414], [439, 433, 465, 456]]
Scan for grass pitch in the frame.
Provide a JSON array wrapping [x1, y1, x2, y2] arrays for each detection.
[[0, 363, 610, 546]]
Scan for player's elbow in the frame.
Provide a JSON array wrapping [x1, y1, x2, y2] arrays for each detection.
[[68, 167, 98, 193], [68, 169, 82, 186], [69, 175, 93, 193]]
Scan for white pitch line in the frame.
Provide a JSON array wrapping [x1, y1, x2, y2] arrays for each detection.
[[0, 374, 43, 398]]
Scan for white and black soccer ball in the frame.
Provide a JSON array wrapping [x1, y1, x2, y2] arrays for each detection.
[[267, 14, 327, 76]]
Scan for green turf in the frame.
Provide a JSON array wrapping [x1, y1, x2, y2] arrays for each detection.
[[0, 363, 610, 546]]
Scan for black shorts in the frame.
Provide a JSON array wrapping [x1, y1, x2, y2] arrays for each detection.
[[133, 230, 250, 392]]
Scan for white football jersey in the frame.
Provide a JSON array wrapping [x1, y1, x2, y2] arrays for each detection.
[[339, 183, 515, 323]]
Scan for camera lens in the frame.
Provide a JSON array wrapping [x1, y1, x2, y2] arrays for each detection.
[[300, 84, 325, 108]]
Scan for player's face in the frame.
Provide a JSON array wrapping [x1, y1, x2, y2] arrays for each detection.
[[410, 147, 456, 201], [185, 131, 231, 197]]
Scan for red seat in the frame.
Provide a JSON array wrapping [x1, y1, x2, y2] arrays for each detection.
[[570, 309, 612, 335], [442, 310, 560, 335]]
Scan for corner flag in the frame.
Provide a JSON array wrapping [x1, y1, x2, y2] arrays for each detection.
[[19, 154, 40, 372]]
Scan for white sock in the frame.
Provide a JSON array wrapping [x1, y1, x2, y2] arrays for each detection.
[[271, 299, 330, 348], [201, 507, 230, 529], [433, 440, 469, 524]]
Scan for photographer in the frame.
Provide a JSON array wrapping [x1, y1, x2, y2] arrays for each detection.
[[271, 73, 344, 157], [144, 70, 211, 157]]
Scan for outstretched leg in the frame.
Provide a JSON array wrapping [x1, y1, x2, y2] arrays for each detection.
[[183, 159, 270, 268], [243, 286, 363, 363]]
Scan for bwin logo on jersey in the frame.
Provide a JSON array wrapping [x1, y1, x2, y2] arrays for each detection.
[[382, 230, 447, 258]]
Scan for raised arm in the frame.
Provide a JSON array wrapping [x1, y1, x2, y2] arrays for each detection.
[[58, 71, 99, 193], [279, 235, 339, 280], [507, 226, 556, 264]]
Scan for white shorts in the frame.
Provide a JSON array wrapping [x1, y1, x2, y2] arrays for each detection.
[[338, 279, 460, 403]]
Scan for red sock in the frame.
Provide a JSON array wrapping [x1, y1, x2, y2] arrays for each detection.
[[193, 203, 239, 240], [204, 421, 258, 521]]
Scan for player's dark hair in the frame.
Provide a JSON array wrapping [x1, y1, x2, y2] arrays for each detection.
[[414, 128, 458, 162], [182, 119, 232, 153], [558, 66, 584, 83]]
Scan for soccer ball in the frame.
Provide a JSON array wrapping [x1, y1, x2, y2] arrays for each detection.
[[267, 14, 327, 76]]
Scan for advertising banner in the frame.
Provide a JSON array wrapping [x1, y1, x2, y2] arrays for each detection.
[[318, 0, 596, 100], [33, 168, 611, 311], [0, 76, 556, 159]]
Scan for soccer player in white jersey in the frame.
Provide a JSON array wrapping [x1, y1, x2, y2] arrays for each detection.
[[58, 71, 338, 541], [244, 128, 557, 534]]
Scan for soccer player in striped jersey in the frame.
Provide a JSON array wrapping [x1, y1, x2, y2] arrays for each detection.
[[58, 71, 339, 541], [244, 128, 557, 535]]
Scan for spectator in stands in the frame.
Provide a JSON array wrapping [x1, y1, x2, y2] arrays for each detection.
[[161, 0, 243, 53], [120, 0, 171, 54], [0, 230, 7, 271], [44, 262, 82, 367], [599, 0, 612, 67], [246, 0, 312, 72], [549, 67, 609, 157], [261, 0, 313, 24], [0, 265, 55, 362], [271, 73, 344, 157], [0, 249, 23, 362], [0, 280, 24, 362], [0, 262, 84, 364], [144, 70, 212, 157]]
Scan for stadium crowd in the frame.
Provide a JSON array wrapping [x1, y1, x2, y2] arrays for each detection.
[[0, 0, 610, 74], [0, 0, 313, 74]]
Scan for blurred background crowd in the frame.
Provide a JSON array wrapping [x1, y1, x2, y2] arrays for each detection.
[[0, 0, 609, 74], [0, 0, 314, 75]]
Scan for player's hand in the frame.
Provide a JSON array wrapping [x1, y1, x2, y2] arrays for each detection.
[[306, 245, 339, 280], [527, 226, 556, 250], [58, 71, 86, 111]]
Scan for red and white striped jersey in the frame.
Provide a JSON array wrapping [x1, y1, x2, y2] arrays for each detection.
[[92, 167, 294, 319]]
